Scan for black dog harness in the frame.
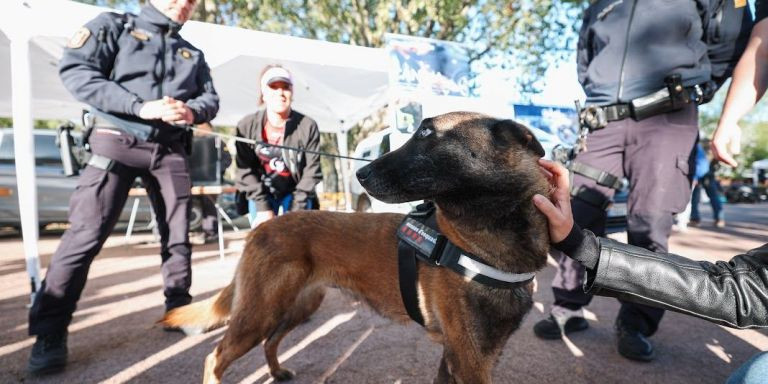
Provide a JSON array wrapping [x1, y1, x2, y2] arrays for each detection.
[[397, 203, 536, 326]]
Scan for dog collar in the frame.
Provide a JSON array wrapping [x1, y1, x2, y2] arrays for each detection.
[[396, 202, 535, 326]]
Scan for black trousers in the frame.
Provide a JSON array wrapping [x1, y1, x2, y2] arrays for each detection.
[[29, 128, 193, 336], [550, 104, 699, 336]]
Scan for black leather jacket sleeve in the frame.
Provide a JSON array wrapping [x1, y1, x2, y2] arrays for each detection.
[[557, 227, 768, 329]]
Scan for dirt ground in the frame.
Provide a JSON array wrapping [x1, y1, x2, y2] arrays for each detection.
[[1, 203, 766, 384]]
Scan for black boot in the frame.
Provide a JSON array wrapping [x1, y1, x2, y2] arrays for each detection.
[[533, 315, 589, 340], [616, 323, 655, 362], [28, 330, 68, 375]]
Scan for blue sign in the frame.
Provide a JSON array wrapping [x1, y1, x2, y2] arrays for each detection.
[[513, 104, 579, 146], [386, 34, 471, 97]]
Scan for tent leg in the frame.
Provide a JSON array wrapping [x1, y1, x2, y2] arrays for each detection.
[[10, 29, 42, 306], [124, 197, 140, 244]]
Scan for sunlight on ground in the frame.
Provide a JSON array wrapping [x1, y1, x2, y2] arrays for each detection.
[[315, 325, 375, 383], [237, 311, 358, 384], [719, 327, 768, 350], [562, 334, 585, 357], [102, 328, 227, 383], [706, 339, 733, 363]]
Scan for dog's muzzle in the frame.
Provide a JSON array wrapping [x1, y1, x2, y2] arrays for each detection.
[[356, 165, 373, 184]]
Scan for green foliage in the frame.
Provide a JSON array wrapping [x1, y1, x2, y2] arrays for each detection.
[[319, 132, 341, 192], [0, 117, 70, 130], [699, 81, 768, 177], [85, 0, 585, 91], [738, 120, 768, 175]]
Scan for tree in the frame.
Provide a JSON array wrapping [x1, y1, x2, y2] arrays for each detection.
[[196, 0, 583, 91], [699, 82, 768, 179]]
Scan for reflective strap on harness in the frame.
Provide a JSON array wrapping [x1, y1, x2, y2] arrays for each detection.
[[396, 203, 536, 326], [87, 153, 114, 171], [569, 162, 623, 190], [456, 255, 536, 284]]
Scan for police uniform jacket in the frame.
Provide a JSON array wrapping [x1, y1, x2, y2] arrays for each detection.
[[556, 226, 768, 329], [59, 4, 219, 144], [577, 0, 763, 106], [234, 109, 322, 211]]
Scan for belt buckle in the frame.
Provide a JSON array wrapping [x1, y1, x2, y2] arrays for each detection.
[[579, 105, 607, 131]]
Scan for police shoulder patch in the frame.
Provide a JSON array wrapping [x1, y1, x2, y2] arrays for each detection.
[[129, 30, 150, 41], [67, 27, 91, 49]]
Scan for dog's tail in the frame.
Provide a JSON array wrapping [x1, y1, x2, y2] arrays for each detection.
[[158, 283, 234, 335]]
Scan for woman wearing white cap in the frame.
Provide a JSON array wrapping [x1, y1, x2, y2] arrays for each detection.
[[235, 65, 322, 228]]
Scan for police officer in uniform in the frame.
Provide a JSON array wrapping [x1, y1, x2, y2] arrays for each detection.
[[27, 0, 218, 374], [533, 0, 760, 362]]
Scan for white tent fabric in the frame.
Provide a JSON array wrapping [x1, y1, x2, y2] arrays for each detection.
[[0, 0, 391, 131], [0, 0, 391, 300]]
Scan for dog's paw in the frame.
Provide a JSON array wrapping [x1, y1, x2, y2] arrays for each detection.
[[270, 368, 295, 381]]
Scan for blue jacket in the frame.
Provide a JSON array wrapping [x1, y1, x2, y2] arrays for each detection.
[[694, 143, 710, 181], [59, 4, 219, 143], [577, 0, 756, 106]]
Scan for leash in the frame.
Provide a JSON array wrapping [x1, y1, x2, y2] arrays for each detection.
[[187, 126, 373, 162]]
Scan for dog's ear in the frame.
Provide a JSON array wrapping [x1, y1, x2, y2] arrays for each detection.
[[490, 119, 545, 158]]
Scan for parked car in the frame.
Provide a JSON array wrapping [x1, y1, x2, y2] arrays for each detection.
[[725, 184, 768, 204], [349, 128, 415, 213], [0, 128, 239, 232], [0, 128, 154, 230]]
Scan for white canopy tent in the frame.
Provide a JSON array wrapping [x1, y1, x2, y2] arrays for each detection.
[[0, 0, 391, 300]]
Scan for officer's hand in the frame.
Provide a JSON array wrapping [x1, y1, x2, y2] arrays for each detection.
[[138, 99, 172, 120], [138, 97, 194, 125], [161, 97, 195, 125], [250, 210, 275, 229], [711, 121, 741, 168], [532, 159, 574, 243]]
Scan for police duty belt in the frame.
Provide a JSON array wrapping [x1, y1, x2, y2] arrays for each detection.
[[396, 202, 535, 326]]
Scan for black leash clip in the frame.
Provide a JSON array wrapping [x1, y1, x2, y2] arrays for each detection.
[[576, 100, 607, 133]]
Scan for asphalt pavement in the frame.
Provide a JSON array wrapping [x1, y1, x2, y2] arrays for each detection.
[[0, 203, 766, 384]]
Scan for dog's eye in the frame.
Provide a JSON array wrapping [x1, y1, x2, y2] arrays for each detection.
[[470, 151, 477, 158]]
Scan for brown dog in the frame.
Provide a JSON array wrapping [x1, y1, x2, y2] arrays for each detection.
[[160, 112, 551, 383]]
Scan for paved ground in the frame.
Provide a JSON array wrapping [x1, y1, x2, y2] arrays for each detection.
[[0, 203, 766, 384]]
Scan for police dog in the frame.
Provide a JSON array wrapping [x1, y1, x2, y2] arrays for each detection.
[[160, 112, 550, 384]]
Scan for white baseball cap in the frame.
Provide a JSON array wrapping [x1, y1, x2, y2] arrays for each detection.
[[261, 67, 293, 89]]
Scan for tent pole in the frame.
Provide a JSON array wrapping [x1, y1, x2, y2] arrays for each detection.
[[336, 127, 352, 212], [10, 23, 42, 306]]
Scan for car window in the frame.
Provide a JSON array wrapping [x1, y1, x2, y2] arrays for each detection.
[[35, 135, 64, 167], [379, 134, 391, 156], [0, 133, 65, 169], [0, 134, 13, 163]]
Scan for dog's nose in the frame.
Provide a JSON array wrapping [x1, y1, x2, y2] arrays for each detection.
[[356, 165, 372, 182]]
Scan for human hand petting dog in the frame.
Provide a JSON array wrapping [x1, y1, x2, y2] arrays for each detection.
[[532, 159, 575, 243]]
